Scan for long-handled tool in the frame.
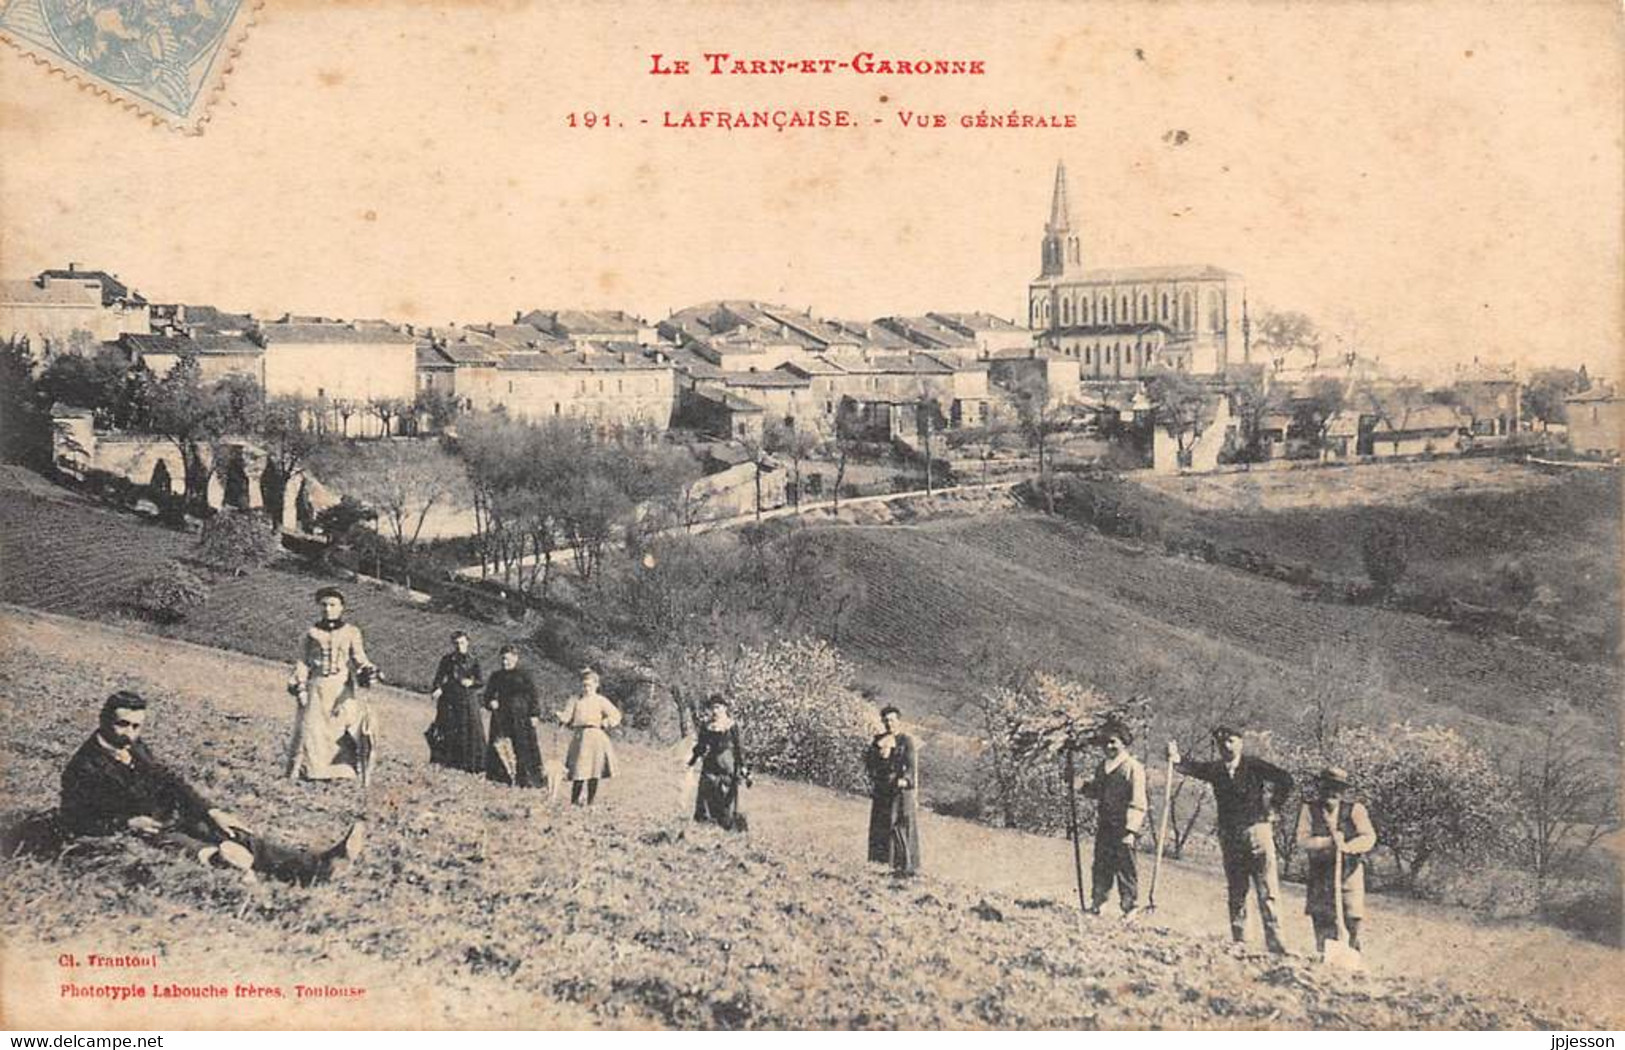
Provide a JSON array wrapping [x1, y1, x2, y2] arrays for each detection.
[[1064, 748, 1088, 916], [1146, 750, 1176, 912], [1322, 838, 1364, 970]]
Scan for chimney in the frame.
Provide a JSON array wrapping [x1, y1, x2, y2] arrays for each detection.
[[67, 262, 78, 273]]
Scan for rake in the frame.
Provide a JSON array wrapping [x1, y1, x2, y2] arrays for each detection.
[[1146, 750, 1175, 912]]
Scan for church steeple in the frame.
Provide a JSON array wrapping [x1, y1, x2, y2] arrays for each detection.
[[1041, 160, 1082, 278]]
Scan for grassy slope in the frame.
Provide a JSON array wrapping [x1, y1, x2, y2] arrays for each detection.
[[1132, 461, 1621, 641], [1, 609, 1614, 1030], [826, 514, 1619, 748], [0, 477, 574, 698]]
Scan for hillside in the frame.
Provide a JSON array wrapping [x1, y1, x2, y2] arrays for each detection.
[[823, 513, 1619, 751], [1, 609, 1615, 1030], [0, 474, 575, 698]]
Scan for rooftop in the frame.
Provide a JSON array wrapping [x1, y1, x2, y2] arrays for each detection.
[[37, 266, 146, 306], [258, 321, 415, 345], [1037, 263, 1241, 283]]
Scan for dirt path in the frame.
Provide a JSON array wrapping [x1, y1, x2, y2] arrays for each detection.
[[2, 605, 1618, 1026]]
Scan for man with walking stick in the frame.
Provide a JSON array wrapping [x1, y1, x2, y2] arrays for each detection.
[[1074, 718, 1148, 918], [1167, 726, 1294, 955], [1295, 766, 1376, 960]]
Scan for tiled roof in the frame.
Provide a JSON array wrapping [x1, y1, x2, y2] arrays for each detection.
[[522, 309, 645, 335], [37, 268, 146, 305], [258, 322, 415, 345], [0, 277, 102, 307], [192, 334, 261, 356], [927, 311, 1028, 333], [1565, 387, 1618, 404], [691, 388, 764, 413], [828, 351, 956, 375], [876, 316, 978, 349], [828, 320, 916, 349], [779, 356, 848, 377], [417, 345, 454, 369], [1372, 404, 1468, 433], [721, 370, 811, 389], [121, 332, 196, 355], [181, 305, 255, 334], [496, 353, 569, 372]]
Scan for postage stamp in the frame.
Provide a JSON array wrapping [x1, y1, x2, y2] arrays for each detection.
[[0, 0, 259, 132]]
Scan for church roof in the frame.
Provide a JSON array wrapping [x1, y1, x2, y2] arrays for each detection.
[[1052, 264, 1241, 283]]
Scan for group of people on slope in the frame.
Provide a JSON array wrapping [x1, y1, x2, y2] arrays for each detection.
[[424, 632, 621, 805], [51, 588, 1377, 957], [1079, 720, 1375, 955]]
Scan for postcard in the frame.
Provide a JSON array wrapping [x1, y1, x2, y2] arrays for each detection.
[[1, 0, 1620, 1033]]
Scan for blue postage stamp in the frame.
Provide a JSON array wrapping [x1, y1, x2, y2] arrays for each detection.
[[0, 0, 258, 131]]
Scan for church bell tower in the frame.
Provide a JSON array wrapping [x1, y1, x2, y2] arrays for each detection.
[[1040, 160, 1082, 278]]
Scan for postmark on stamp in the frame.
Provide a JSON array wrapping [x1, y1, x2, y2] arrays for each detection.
[[0, 0, 259, 132]]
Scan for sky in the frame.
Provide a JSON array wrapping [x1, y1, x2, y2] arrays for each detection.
[[1, 0, 1621, 379]]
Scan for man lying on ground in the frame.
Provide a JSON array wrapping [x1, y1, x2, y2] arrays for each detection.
[[60, 691, 365, 885]]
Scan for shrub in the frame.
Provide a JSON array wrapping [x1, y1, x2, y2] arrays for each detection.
[[128, 561, 209, 623], [195, 508, 282, 576], [1319, 723, 1512, 892], [1360, 518, 1409, 596], [679, 637, 874, 792]]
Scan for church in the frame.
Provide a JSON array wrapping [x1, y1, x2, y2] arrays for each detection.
[[1027, 162, 1249, 378]]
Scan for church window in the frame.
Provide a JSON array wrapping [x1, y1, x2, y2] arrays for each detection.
[[1161, 293, 1170, 319], [1208, 291, 1223, 331], [1181, 292, 1194, 330], [1120, 295, 1130, 321], [1139, 294, 1150, 321], [1061, 298, 1071, 325]]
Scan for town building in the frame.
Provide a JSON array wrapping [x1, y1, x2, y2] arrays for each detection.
[[0, 265, 151, 359], [256, 319, 418, 435], [1027, 163, 1248, 376], [1450, 361, 1522, 442], [1565, 386, 1623, 458]]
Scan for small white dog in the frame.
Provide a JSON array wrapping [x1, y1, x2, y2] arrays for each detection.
[[541, 758, 567, 803]]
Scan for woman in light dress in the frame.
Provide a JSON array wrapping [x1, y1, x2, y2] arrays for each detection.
[[555, 667, 621, 806], [286, 587, 380, 783]]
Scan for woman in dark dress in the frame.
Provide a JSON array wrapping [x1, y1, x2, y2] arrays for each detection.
[[482, 645, 545, 789], [864, 704, 921, 875], [427, 631, 485, 773], [688, 696, 748, 830]]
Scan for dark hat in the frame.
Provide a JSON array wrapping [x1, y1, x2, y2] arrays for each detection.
[[314, 586, 346, 603], [1210, 724, 1242, 742], [1097, 719, 1134, 747], [1317, 766, 1352, 789]]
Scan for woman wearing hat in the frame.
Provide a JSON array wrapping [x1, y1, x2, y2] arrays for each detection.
[[285, 587, 380, 782], [428, 631, 486, 774], [483, 645, 546, 789], [1295, 766, 1377, 952], [688, 695, 749, 830], [556, 668, 622, 805]]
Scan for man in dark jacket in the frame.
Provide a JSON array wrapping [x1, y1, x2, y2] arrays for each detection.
[[1168, 726, 1294, 953], [61, 691, 364, 885]]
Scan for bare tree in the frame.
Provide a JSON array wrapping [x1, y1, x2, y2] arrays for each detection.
[[1512, 713, 1622, 903]]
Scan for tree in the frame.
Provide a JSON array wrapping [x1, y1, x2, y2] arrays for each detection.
[[1511, 714, 1621, 902], [1009, 371, 1070, 513], [1253, 310, 1323, 373], [320, 441, 462, 590], [127, 561, 209, 623], [144, 357, 227, 508], [1522, 368, 1587, 431], [1145, 368, 1210, 466], [367, 396, 410, 438], [1227, 375, 1284, 463], [195, 508, 283, 576], [0, 338, 50, 467], [1294, 375, 1349, 451], [256, 396, 328, 527], [1360, 517, 1409, 597], [37, 349, 130, 425], [1320, 724, 1511, 891], [765, 420, 819, 509], [414, 387, 462, 434]]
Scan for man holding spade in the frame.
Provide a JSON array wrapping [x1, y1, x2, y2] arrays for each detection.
[[1295, 766, 1377, 955], [1075, 718, 1148, 918]]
